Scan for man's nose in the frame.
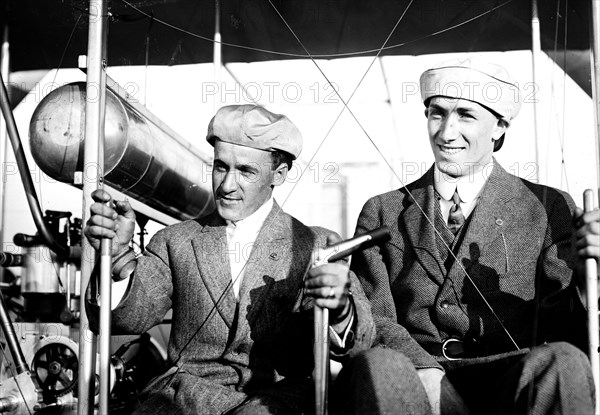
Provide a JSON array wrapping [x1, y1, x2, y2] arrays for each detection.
[[221, 171, 238, 192], [439, 115, 459, 141]]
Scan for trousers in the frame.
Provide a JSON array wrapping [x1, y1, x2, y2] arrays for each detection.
[[333, 342, 595, 415]]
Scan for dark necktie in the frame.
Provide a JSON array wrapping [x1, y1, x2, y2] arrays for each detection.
[[448, 189, 465, 235]]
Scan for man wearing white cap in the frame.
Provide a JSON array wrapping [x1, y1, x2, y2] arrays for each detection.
[[349, 59, 600, 414], [84, 105, 375, 414]]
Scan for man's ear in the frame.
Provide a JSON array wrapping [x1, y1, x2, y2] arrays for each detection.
[[424, 108, 429, 118], [271, 163, 288, 187], [492, 118, 509, 141]]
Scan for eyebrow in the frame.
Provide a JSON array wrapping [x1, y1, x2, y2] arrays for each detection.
[[213, 158, 227, 167], [456, 106, 476, 114], [429, 102, 477, 113], [428, 103, 447, 113], [214, 159, 260, 172], [236, 162, 260, 173]]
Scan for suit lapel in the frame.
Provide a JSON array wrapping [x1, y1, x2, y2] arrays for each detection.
[[236, 202, 291, 335], [450, 162, 518, 278], [191, 212, 238, 329], [402, 167, 446, 284]]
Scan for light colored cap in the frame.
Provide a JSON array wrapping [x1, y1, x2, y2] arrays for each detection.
[[420, 58, 522, 125], [206, 105, 303, 159]]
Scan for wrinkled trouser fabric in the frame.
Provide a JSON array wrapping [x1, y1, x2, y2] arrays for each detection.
[[445, 342, 595, 415], [333, 342, 595, 415], [333, 347, 433, 414]]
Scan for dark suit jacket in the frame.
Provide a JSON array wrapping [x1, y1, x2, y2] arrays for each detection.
[[109, 201, 375, 414], [350, 162, 586, 370]]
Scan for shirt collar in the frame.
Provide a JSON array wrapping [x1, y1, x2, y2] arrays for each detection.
[[433, 160, 493, 203], [227, 196, 274, 234]]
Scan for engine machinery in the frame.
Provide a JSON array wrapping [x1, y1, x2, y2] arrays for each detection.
[[0, 80, 211, 413], [0, 212, 167, 414]]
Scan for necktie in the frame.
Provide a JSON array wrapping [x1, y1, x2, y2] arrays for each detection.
[[448, 189, 465, 235]]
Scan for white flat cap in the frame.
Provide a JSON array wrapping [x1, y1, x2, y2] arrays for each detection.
[[420, 58, 522, 125], [206, 105, 303, 159]]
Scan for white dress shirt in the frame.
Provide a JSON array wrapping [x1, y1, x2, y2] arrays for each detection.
[[226, 197, 274, 299], [434, 160, 493, 221]]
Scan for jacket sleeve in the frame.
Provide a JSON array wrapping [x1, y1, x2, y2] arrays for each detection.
[[537, 190, 588, 350], [86, 229, 174, 335], [350, 196, 442, 370], [329, 268, 376, 359]]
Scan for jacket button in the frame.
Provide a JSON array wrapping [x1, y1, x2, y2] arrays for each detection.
[[440, 301, 449, 309]]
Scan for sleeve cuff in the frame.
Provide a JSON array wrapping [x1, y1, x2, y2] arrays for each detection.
[[330, 312, 355, 349], [112, 248, 137, 281]]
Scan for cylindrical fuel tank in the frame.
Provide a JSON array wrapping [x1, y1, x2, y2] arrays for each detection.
[[29, 82, 214, 221]]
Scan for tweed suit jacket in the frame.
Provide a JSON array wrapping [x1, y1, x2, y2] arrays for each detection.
[[350, 161, 586, 370], [108, 201, 375, 414]]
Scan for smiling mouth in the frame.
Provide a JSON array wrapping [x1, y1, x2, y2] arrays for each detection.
[[439, 145, 464, 155]]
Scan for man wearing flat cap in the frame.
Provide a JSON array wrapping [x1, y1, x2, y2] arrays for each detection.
[[84, 104, 375, 414], [348, 58, 600, 414]]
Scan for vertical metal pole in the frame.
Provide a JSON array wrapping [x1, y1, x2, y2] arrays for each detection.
[[531, 0, 542, 183], [378, 57, 403, 190], [340, 177, 348, 239], [0, 24, 9, 282], [78, 1, 109, 414], [314, 305, 329, 415], [588, 2, 600, 409], [213, 0, 222, 113], [592, 0, 600, 197], [583, 189, 600, 415], [99, 231, 113, 414]]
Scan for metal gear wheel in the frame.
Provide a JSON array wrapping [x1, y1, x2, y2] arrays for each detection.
[[31, 341, 78, 397]]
